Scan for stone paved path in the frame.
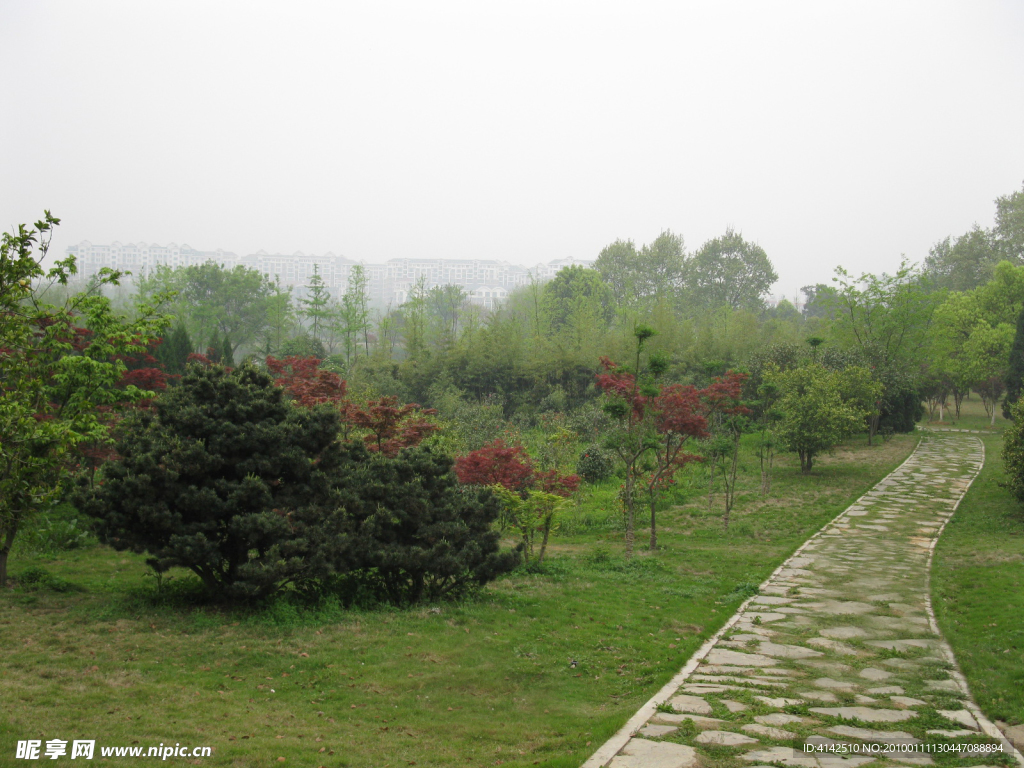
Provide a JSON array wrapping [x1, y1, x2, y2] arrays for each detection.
[[582, 433, 1023, 768]]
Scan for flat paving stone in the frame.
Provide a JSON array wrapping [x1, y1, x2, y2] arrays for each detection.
[[755, 696, 805, 707], [743, 724, 798, 740], [799, 691, 840, 702], [651, 713, 724, 729], [722, 699, 749, 712], [814, 677, 858, 691], [740, 747, 819, 768], [668, 694, 711, 714], [936, 709, 980, 730], [705, 649, 778, 667], [695, 730, 760, 746], [609, 739, 699, 768], [639, 724, 678, 737], [808, 707, 917, 723], [927, 729, 978, 738], [858, 668, 892, 681], [827, 726, 919, 743], [890, 696, 927, 708], [805, 601, 878, 615], [759, 642, 825, 659], [756, 713, 811, 726], [820, 627, 870, 639], [807, 638, 861, 655]]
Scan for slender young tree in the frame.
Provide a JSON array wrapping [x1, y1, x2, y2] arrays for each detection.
[[299, 265, 332, 347]]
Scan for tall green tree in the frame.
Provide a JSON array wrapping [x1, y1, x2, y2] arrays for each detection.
[[0, 213, 169, 585], [339, 264, 371, 364], [155, 322, 193, 375], [428, 284, 468, 351], [299, 264, 333, 348], [686, 229, 778, 311], [994, 182, 1024, 262], [541, 265, 614, 332], [400, 277, 430, 360], [139, 261, 275, 357], [594, 230, 686, 309], [256, 279, 296, 357], [924, 227, 1001, 292], [768, 363, 876, 473]]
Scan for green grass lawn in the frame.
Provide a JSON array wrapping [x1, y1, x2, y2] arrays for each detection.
[[932, 400, 1024, 730], [924, 392, 1007, 432], [0, 433, 918, 767]]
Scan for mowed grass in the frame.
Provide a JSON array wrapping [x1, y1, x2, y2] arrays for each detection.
[[0, 433, 917, 768], [924, 392, 1007, 432], [932, 399, 1024, 729]]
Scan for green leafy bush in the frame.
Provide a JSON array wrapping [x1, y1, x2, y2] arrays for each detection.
[[1002, 398, 1024, 504], [16, 566, 83, 592], [17, 512, 95, 554], [575, 445, 614, 483]]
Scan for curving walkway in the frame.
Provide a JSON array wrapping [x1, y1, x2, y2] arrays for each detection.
[[583, 433, 1023, 768]]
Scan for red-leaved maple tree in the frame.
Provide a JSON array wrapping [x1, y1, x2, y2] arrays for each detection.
[[346, 396, 439, 458], [455, 439, 580, 497], [267, 356, 438, 457], [699, 371, 750, 527]]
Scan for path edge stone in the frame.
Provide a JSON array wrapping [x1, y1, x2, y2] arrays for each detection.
[[580, 435, 928, 768], [919, 433, 1024, 767]]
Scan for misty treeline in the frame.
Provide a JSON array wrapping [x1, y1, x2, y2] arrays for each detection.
[[68, 182, 1023, 439], [6, 184, 1024, 595], [112, 228, 786, 415]]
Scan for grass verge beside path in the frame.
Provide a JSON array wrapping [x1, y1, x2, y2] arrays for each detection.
[[932, 430, 1024, 731], [0, 434, 917, 768]]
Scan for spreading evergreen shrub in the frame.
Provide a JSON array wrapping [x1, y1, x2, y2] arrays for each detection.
[[76, 363, 517, 604], [328, 443, 520, 604]]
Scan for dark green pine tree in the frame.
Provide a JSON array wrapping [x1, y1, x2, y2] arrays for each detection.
[[207, 327, 223, 363], [75, 364, 520, 604], [75, 364, 347, 601], [221, 333, 235, 367], [1004, 307, 1024, 419], [155, 322, 193, 375]]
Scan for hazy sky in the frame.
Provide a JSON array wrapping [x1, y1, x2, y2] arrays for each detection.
[[3, 1, 1023, 299]]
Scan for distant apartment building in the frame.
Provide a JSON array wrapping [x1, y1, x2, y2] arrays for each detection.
[[64, 241, 593, 310], [67, 241, 239, 277]]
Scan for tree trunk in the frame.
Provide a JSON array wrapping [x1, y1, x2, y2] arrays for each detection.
[[706, 461, 717, 511], [623, 475, 635, 560], [1, 522, 18, 587], [649, 499, 657, 551], [538, 514, 554, 565], [799, 450, 813, 473]]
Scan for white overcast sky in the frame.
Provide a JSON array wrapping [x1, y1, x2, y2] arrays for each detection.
[[2, 1, 1023, 299]]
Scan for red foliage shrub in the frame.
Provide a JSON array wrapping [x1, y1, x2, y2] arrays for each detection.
[[266, 355, 347, 407], [346, 396, 439, 458], [455, 439, 579, 497]]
